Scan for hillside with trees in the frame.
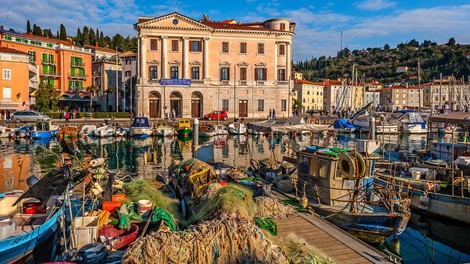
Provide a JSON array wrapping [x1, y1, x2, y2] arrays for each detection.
[[24, 20, 138, 53], [294, 38, 470, 84]]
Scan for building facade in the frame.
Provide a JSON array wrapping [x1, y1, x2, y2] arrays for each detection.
[[363, 83, 382, 109], [134, 12, 295, 119], [293, 79, 324, 112], [422, 77, 470, 111], [0, 47, 36, 111], [120, 51, 138, 112], [0, 30, 93, 109]]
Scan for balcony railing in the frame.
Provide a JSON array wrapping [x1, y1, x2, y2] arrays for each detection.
[[68, 73, 89, 80], [220, 80, 229, 86], [40, 70, 60, 78], [71, 61, 86, 67], [238, 80, 248, 86], [41, 59, 55, 65]]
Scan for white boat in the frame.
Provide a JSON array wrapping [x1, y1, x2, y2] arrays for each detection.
[[391, 110, 427, 134], [228, 122, 247, 135], [129, 117, 153, 139], [214, 124, 228, 135], [155, 125, 175, 137], [79, 124, 96, 137], [199, 124, 227, 137], [0, 126, 15, 138], [94, 125, 116, 138], [353, 114, 399, 134], [114, 127, 129, 137]]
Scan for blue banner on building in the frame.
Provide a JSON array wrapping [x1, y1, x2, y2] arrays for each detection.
[[159, 79, 191, 85]]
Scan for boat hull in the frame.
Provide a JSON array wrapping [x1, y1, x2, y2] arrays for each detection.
[[374, 176, 470, 224], [0, 208, 63, 263], [31, 130, 58, 140], [177, 127, 192, 136]]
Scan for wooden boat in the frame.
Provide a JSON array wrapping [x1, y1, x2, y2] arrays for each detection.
[[228, 122, 247, 135], [292, 140, 411, 243], [155, 125, 175, 137], [176, 119, 192, 136], [0, 125, 15, 138], [94, 125, 116, 138], [199, 125, 216, 137], [30, 120, 60, 140], [98, 224, 139, 250], [59, 125, 78, 140], [129, 117, 153, 139]]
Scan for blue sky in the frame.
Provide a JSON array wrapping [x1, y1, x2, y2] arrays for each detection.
[[1, 0, 469, 61]]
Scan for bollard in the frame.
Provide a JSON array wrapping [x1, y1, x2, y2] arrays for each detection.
[[369, 116, 376, 140], [193, 118, 199, 147]]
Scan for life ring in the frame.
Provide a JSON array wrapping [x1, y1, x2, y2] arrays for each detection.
[[338, 153, 356, 179], [445, 126, 451, 131], [354, 151, 366, 179]]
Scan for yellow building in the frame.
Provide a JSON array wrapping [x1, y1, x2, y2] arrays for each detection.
[[0, 46, 36, 111], [134, 12, 295, 118], [293, 79, 324, 112]]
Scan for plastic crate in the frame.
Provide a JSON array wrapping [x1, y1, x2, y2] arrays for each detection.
[[73, 216, 99, 249]]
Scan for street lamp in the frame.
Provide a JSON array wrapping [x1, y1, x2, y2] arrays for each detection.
[[115, 46, 119, 112]]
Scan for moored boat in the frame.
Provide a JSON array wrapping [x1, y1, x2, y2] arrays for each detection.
[[79, 125, 97, 138], [228, 122, 247, 135], [176, 119, 192, 136], [154, 125, 175, 137], [129, 117, 153, 139], [94, 125, 116, 138], [59, 125, 79, 140], [30, 120, 60, 140]]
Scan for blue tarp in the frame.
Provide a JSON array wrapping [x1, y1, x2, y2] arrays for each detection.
[[333, 119, 356, 129], [131, 117, 150, 128]]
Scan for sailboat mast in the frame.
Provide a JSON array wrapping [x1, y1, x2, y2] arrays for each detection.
[[418, 61, 421, 112]]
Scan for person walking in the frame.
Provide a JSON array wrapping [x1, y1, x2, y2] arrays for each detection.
[[268, 109, 272, 120], [172, 108, 176, 119], [64, 111, 70, 123], [272, 109, 276, 120]]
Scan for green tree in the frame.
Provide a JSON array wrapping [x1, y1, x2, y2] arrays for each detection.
[[447, 37, 456, 46], [99, 31, 104, 47], [83, 26, 90, 45], [76, 28, 83, 46], [35, 82, 59, 112], [26, 21, 32, 33], [33, 24, 42, 36], [59, 24, 67, 41], [86, 85, 98, 112]]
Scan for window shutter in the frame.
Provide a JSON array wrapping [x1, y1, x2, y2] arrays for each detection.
[[263, 69, 267, 80], [255, 68, 258, 80]]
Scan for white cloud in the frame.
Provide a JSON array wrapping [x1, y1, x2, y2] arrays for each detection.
[[355, 0, 397, 11]]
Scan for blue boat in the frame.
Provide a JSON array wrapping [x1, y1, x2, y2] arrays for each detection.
[[333, 119, 356, 133], [129, 117, 153, 139], [30, 120, 59, 140], [13, 125, 34, 139]]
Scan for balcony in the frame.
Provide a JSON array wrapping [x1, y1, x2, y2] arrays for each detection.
[[238, 80, 247, 86], [68, 72, 89, 80], [71, 61, 86, 68], [41, 59, 55, 65], [220, 80, 229, 86], [40, 70, 60, 78], [29, 79, 38, 90], [29, 64, 38, 76]]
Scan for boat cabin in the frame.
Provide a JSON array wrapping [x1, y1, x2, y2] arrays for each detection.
[[178, 119, 191, 129], [296, 140, 380, 207], [131, 117, 150, 128]]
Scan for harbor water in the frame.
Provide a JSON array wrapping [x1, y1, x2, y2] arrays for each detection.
[[0, 133, 469, 263]]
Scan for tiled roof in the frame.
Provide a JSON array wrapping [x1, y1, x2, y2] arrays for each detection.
[[296, 79, 324, 85], [200, 21, 272, 31], [84, 44, 117, 53], [0, 46, 30, 55]]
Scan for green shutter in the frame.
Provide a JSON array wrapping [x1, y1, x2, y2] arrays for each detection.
[[42, 53, 47, 62]]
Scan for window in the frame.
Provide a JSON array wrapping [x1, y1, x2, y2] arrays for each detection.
[[191, 67, 200, 80], [2, 69, 11, 80], [220, 67, 230, 81], [125, 71, 131, 77], [190, 40, 202, 52], [28, 51, 36, 63], [255, 68, 267, 81], [171, 40, 179, 52], [239, 67, 247, 81], [279, 45, 285, 56], [150, 39, 158, 50], [170, 66, 179, 79], [240, 42, 247, 54], [2, 87, 11, 99], [281, 99, 287, 111], [149, 66, 158, 79], [257, 43, 264, 55], [222, 100, 229, 111], [278, 69, 286, 81], [222, 42, 229, 53], [280, 23, 286, 31], [258, 99, 264, 111]]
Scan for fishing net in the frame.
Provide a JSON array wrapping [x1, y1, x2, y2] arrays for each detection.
[[123, 213, 287, 264], [278, 233, 335, 264], [172, 159, 219, 199], [124, 180, 181, 220], [255, 196, 298, 219]]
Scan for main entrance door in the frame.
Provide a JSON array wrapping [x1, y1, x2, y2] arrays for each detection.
[[191, 92, 203, 118], [169, 92, 182, 118], [149, 92, 161, 118], [239, 100, 248, 117]]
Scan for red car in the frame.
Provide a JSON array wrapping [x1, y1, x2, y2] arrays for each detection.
[[204, 110, 228, 121]]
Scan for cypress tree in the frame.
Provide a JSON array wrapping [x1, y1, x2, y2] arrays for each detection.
[[89, 28, 96, 46], [76, 28, 83, 46], [59, 24, 67, 41], [26, 21, 32, 33], [83, 26, 90, 45], [99, 31, 104, 47]]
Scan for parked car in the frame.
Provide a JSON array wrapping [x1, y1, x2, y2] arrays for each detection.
[[204, 110, 228, 121], [11, 110, 51, 123]]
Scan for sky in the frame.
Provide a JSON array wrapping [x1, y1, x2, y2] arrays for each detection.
[[1, 0, 469, 61]]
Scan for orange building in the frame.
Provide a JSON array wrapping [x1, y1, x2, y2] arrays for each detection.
[[0, 29, 93, 110], [0, 46, 36, 111]]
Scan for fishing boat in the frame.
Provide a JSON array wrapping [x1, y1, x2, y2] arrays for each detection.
[[199, 125, 216, 137], [228, 122, 247, 135], [352, 114, 399, 134], [0, 166, 82, 263], [154, 125, 175, 137], [30, 120, 60, 140], [98, 224, 139, 250], [59, 125, 79, 139], [333, 119, 356, 133], [94, 125, 116, 138], [176, 119, 192, 136], [129, 117, 153, 139], [79, 125, 96, 138], [13, 125, 34, 139], [292, 140, 411, 243]]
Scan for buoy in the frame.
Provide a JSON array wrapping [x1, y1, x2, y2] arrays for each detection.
[[143, 151, 148, 165], [445, 126, 451, 131], [89, 157, 105, 168], [300, 194, 308, 209], [220, 181, 227, 187]]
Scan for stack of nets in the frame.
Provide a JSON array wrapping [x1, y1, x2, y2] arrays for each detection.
[[255, 196, 298, 219], [123, 213, 287, 264], [173, 159, 219, 199]]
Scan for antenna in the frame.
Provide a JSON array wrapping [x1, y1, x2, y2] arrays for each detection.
[[340, 31, 343, 51]]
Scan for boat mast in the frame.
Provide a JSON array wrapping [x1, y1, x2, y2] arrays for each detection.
[[418, 61, 421, 112]]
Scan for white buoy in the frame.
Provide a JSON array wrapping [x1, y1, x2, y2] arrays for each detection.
[[89, 157, 105, 168]]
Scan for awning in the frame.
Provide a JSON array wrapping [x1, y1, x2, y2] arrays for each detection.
[[429, 112, 470, 126]]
